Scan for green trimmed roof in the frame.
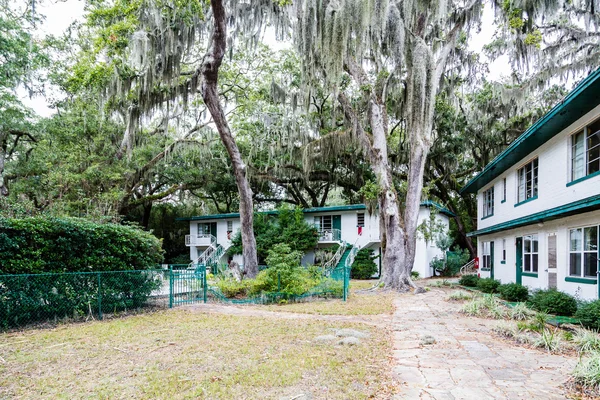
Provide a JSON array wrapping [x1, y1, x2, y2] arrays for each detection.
[[461, 67, 600, 194], [467, 194, 600, 237], [177, 202, 455, 221]]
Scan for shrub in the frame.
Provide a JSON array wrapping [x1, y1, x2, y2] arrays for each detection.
[[351, 248, 377, 279], [228, 207, 318, 260], [0, 216, 164, 274], [477, 278, 500, 293], [528, 289, 578, 316], [571, 351, 600, 389], [459, 274, 479, 287], [509, 302, 535, 320], [214, 277, 250, 298], [573, 328, 600, 353], [498, 283, 529, 302], [576, 301, 600, 330], [411, 271, 420, 280]]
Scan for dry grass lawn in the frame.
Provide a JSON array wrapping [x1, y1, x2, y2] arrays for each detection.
[[258, 280, 394, 316], [0, 285, 396, 399]]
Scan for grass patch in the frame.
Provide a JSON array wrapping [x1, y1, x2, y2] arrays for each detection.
[[0, 309, 394, 399], [447, 290, 473, 301], [257, 282, 396, 316]]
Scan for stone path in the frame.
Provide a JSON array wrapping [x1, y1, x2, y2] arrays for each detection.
[[392, 288, 576, 399]]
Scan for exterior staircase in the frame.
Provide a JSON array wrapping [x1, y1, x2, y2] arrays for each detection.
[[337, 245, 353, 269], [188, 235, 225, 273]]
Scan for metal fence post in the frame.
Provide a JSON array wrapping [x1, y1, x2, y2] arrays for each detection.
[[343, 267, 347, 302], [277, 272, 281, 292], [203, 269, 207, 303], [169, 268, 174, 308], [97, 272, 103, 319]]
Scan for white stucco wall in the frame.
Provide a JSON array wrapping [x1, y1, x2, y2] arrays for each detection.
[[477, 103, 600, 231], [186, 205, 451, 277], [477, 210, 600, 301]]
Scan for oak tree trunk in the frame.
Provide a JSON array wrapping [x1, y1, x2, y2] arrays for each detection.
[[201, 0, 259, 277]]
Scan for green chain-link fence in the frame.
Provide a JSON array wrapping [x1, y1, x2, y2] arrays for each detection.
[[1, 264, 351, 330], [0, 269, 170, 330]]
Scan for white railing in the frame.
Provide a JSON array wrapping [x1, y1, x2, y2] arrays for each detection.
[[185, 234, 216, 247], [345, 244, 359, 269], [323, 241, 346, 269], [316, 228, 341, 242], [188, 243, 225, 270], [459, 259, 477, 276]]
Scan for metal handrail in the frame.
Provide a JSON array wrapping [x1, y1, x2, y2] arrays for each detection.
[[315, 228, 341, 242], [324, 241, 346, 270], [185, 234, 217, 247], [459, 259, 477, 275]]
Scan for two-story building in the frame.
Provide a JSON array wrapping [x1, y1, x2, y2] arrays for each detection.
[[462, 67, 600, 300], [178, 202, 453, 278]]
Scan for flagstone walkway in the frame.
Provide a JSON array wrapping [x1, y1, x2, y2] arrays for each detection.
[[392, 288, 576, 399]]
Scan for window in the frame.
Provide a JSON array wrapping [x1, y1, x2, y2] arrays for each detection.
[[198, 223, 211, 235], [482, 187, 494, 218], [502, 178, 507, 202], [357, 213, 365, 227], [502, 239, 506, 262], [314, 215, 332, 231], [517, 159, 538, 203], [569, 226, 598, 278], [482, 242, 492, 269], [522, 234, 539, 273], [571, 119, 600, 181], [227, 221, 233, 233]]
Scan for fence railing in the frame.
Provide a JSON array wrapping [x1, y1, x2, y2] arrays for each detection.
[[0, 270, 169, 330], [185, 234, 216, 247], [316, 228, 341, 242], [1, 261, 352, 330]]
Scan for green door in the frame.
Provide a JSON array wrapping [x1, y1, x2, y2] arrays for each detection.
[[490, 241, 495, 280], [210, 222, 217, 238], [516, 237, 523, 285], [332, 215, 341, 231]]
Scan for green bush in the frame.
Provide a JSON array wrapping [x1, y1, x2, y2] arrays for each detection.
[[528, 289, 578, 316], [214, 277, 250, 298], [477, 278, 500, 293], [0, 216, 164, 274], [498, 283, 529, 302], [228, 207, 318, 260], [351, 248, 377, 279], [0, 270, 163, 329], [576, 301, 600, 330], [431, 247, 471, 277], [215, 244, 343, 299], [459, 274, 480, 287]]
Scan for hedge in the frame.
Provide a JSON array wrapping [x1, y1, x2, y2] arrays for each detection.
[[0, 216, 164, 274]]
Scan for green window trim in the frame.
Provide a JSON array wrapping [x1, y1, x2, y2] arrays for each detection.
[[521, 272, 538, 278], [500, 260, 506, 264], [514, 196, 538, 208], [501, 200, 506, 204], [566, 170, 600, 187], [565, 276, 598, 284], [479, 268, 491, 271], [481, 214, 494, 221]]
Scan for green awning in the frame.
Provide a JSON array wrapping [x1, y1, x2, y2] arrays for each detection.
[[467, 194, 600, 237], [461, 67, 600, 194]]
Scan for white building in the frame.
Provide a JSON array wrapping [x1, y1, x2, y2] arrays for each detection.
[[179, 202, 453, 278], [462, 67, 600, 300]]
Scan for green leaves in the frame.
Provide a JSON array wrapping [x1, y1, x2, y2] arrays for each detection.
[[0, 216, 164, 274]]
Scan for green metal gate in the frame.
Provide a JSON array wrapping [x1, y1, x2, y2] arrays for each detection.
[[169, 266, 207, 307]]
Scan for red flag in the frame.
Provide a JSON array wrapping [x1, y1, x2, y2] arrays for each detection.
[[358, 226, 363, 236]]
